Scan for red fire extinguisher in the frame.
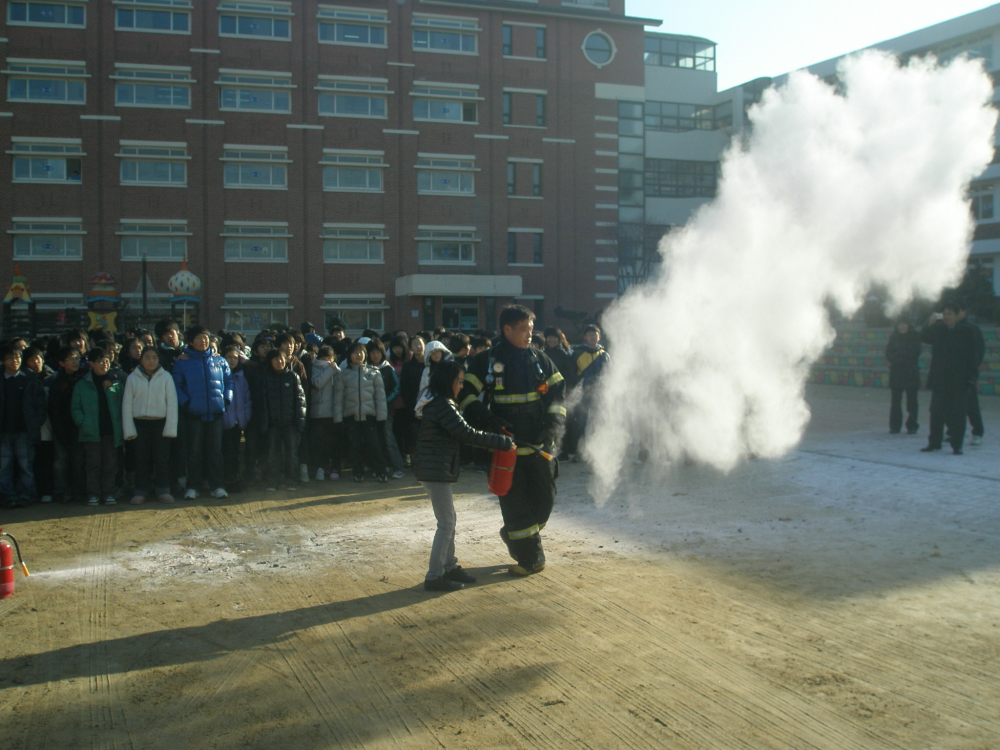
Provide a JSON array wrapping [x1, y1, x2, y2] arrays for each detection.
[[0, 529, 29, 599], [488, 437, 518, 497], [488, 431, 553, 496]]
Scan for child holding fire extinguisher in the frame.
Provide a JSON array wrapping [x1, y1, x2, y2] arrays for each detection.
[[412, 360, 513, 592]]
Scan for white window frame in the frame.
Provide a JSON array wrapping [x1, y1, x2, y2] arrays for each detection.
[[118, 219, 189, 261], [411, 82, 480, 124], [9, 137, 85, 183], [317, 5, 388, 48], [412, 13, 479, 56], [416, 226, 478, 265], [416, 154, 476, 196], [222, 221, 290, 262], [321, 150, 386, 193], [218, 1, 292, 42], [971, 184, 996, 222], [316, 76, 390, 119], [8, 217, 85, 261], [321, 293, 387, 333], [117, 140, 189, 187], [322, 224, 386, 264], [3, 58, 88, 105], [222, 294, 292, 334], [112, 63, 193, 109], [507, 227, 544, 267], [114, 0, 192, 35], [7, 1, 87, 29], [32, 293, 87, 309], [220, 144, 289, 190], [216, 68, 294, 114]]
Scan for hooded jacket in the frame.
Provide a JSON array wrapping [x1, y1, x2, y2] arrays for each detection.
[[71, 370, 124, 446], [172, 347, 233, 420], [309, 358, 338, 419], [333, 363, 387, 422], [413, 396, 512, 483], [122, 366, 178, 439]]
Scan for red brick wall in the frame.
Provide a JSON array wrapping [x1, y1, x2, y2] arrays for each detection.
[[0, 0, 647, 333]]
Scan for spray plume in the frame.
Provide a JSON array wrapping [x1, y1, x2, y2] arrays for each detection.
[[585, 51, 997, 502]]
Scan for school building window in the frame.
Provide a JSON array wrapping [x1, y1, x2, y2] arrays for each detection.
[[317, 77, 389, 118], [321, 151, 386, 192], [115, 0, 191, 34], [222, 222, 290, 262], [117, 141, 188, 186], [317, 6, 388, 47], [412, 83, 479, 123], [118, 220, 189, 261], [113, 64, 192, 108], [506, 229, 543, 265], [412, 14, 478, 55], [644, 158, 718, 198], [223, 296, 291, 333], [217, 69, 293, 113], [221, 145, 289, 189], [218, 1, 291, 40], [10, 138, 83, 183], [322, 225, 386, 263], [322, 295, 386, 333], [417, 227, 476, 264], [10, 218, 84, 260], [416, 155, 475, 195], [7, 2, 86, 28], [4, 58, 87, 104]]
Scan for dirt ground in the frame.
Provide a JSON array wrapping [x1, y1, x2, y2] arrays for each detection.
[[1, 384, 999, 749]]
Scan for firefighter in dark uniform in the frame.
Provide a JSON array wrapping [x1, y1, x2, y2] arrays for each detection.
[[458, 305, 566, 576]]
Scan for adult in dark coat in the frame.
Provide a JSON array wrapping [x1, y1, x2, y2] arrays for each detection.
[[884, 320, 922, 434], [920, 301, 979, 454], [414, 360, 512, 592], [956, 310, 986, 444]]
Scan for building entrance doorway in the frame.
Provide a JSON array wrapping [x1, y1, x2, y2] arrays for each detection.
[[441, 297, 479, 331]]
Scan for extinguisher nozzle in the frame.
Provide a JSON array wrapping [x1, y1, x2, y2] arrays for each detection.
[[20, 563, 29, 577]]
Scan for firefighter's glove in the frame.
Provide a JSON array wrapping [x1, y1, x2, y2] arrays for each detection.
[[488, 414, 514, 435]]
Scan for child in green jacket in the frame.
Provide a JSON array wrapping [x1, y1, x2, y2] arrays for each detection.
[[71, 348, 124, 505]]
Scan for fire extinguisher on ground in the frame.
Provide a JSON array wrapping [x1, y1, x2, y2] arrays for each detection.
[[1, 529, 29, 599]]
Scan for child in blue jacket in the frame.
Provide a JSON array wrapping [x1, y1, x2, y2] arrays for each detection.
[[172, 325, 233, 500]]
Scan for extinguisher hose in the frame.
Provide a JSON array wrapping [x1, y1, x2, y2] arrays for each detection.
[[0, 532, 29, 577], [501, 429, 553, 461]]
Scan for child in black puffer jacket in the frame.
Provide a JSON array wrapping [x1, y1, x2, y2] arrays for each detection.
[[261, 349, 306, 491], [414, 360, 513, 592]]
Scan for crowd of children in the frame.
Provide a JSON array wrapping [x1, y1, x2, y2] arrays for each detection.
[[0, 317, 610, 510]]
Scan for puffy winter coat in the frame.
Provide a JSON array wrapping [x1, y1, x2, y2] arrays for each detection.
[[71, 371, 123, 446], [260, 368, 306, 432], [0, 370, 47, 444], [172, 348, 233, 421], [413, 396, 512, 483], [222, 369, 252, 430], [333, 364, 386, 422], [46, 368, 82, 444], [122, 366, 178, 439], [309, 358, 337, 418]]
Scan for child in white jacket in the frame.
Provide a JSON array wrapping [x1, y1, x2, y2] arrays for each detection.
[[123, 347, 178, 504]]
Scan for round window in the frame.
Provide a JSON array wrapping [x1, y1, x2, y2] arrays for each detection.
[[583, 31, 615, 67]]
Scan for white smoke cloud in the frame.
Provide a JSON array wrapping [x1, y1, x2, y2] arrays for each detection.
[[585, 51, 997, 502]]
